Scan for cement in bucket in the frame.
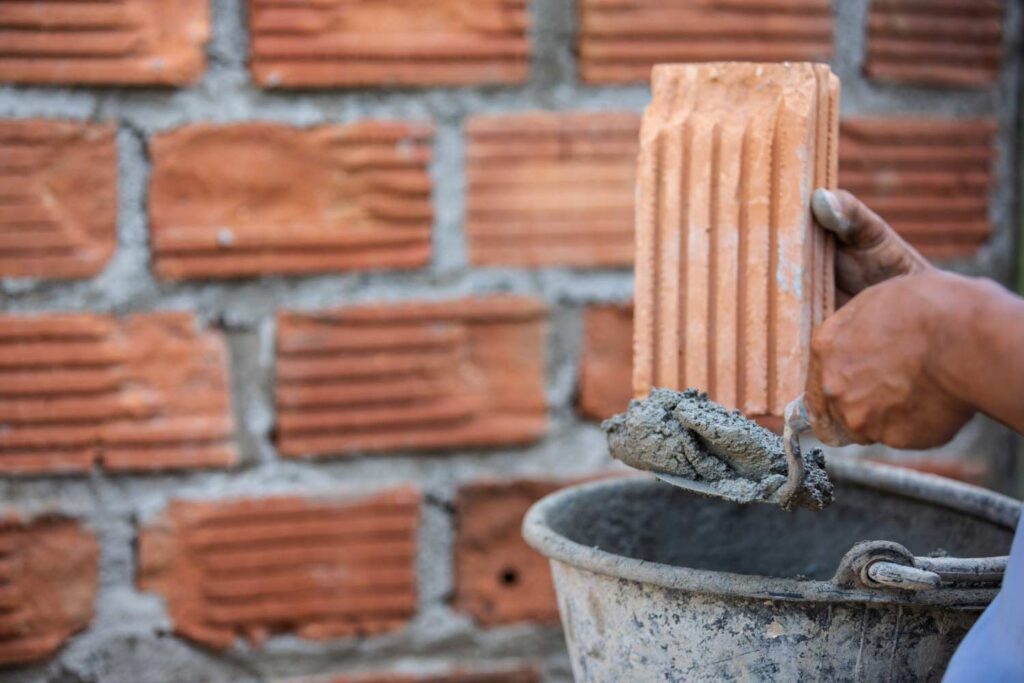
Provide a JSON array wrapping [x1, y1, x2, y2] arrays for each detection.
[[523, 458, 1020, 682]]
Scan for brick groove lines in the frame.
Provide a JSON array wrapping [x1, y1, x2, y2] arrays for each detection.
[[149, 122, 434, 280], [249, 0, 531, 87], [0, 313, 236, 474], [866, 0, 1004, 87], [633, 63, 838, 419], [839, 118, 997, 260], [0, 0, 209, 85], [465, 112, 639, 267], [138, 489, 420, 648], [275, 297, 548, 458], [579, 0, 833, 84], [0, 120, 117, 279]]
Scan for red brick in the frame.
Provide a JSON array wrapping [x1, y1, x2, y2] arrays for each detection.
[[249, 0, 531, 88], [0, 312, 236, 474], [149, 122, 434, 280], [0, 120, 116, 279], [138, 487, 420, 649], [465, 112, 639, 268], [0, 516, 97, 666], [634, 63, 839, 421], [839, 118, 997, 261], [578, 304, 633, 421], [315, 670, 539, 683], [0, 0, 208, 86], [453, 480, 560, 626], [865, 0, 1003, 88], [275, 296, 548, 458], [578, 0, 833, 84]]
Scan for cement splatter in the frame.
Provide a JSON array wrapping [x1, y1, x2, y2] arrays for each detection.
[[602, 388, 833, 511]]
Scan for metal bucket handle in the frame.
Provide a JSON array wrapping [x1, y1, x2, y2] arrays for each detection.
[[834, 540, 1008, 592]]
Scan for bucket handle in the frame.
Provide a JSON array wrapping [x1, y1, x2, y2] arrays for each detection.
[[834, 540, 1007, 592]]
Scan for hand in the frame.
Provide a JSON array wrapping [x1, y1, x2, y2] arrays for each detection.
[[805, 270, 976, 449], [811, 188, 932, 302]]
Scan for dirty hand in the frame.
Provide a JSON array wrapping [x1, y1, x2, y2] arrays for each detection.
[[811, 188, 932, 301], [805, 269, 977, 448]]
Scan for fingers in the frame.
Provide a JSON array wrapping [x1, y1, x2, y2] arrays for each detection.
[[812, 188, 889, 249]]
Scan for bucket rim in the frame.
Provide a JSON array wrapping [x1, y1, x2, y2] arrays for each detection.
[[523, 457, 1021, 607]]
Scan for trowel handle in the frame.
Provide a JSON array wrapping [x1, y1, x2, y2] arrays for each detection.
[[784, 394, 811, 435], [777, 395, 811, 509]]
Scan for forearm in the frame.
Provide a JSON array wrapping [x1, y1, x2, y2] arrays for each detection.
[[938, 275, 1024, 434]]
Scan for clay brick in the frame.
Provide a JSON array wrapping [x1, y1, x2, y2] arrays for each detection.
[[865, 0, 1004, 88], [0, 516, 97, 666], [578, 304, 633, 421], [0, 0, 208, 86], [275, 296, 548, 458], [465, 112, 639, 268], [0, 120, 116, 279], [149, 122, 434, 280], [0, 312, 236, 474], [248, 0, 531, 88], [316, 670, 539, 683], [633, 63, 839, 421], [453, 480, 560, 626], [578, 0, 833, 84], [138, 487, 421, 649], [839, 118, 997, 261]]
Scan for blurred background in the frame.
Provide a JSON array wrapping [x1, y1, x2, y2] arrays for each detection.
[[0, 0, 1020, 681]]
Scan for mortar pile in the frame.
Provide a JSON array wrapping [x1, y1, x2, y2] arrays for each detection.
[[603, 388, 833, 511]]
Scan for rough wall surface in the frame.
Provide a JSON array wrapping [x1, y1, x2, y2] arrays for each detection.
[[0, 0, 1020, 681]]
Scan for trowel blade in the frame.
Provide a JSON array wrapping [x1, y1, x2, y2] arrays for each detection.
[[652, 471, 772, 505]]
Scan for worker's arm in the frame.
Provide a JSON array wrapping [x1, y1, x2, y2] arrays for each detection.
[[805, 189, 1024, 448]]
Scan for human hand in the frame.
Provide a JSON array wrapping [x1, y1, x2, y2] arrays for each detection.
[[811, 188, 933, 302], [805, 270, 976, 449]]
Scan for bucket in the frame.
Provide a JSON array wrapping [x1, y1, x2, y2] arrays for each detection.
[[523, 458, 1020, 682]]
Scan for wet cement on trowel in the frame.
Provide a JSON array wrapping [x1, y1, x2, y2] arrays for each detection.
[[603, 388, 833, 511]]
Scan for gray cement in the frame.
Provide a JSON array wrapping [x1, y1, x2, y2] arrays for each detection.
[[0, 0, 1021, 681]]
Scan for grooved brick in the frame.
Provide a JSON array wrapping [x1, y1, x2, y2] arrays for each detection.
[[305, 669, 539, 683], [865, 0, 1004, 87], [149, 122, 434, 280], [0, 516, 97, 666], [138, 488, 421, 649], [839, 118, 997, 261], [0, 120, 116, 279], [248, 0, 531, 88], [579, 0, 833, 84], [0, 0, 209, 86], [275, 297, 548, 458], [465, 112, 640, 268], [578, 304, 633, 421], [0, 312, 236, 474], [634, 63, 839, 421], [453, 480, 560, 626]]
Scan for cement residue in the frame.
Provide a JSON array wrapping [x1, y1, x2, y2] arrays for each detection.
[[602, 388, 833, 511]]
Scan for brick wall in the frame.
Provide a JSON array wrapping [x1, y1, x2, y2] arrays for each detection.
[[0, 1, 1020, 681]]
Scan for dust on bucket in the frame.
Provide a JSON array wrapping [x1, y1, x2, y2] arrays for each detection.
[[523, 458, 1019, 682]]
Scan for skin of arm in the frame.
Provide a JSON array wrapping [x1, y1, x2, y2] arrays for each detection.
[[805, 189, 1024, 448]]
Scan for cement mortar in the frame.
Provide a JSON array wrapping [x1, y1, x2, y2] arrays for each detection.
[[603, 388, 833, 510], [0, 0, 1020, 680]]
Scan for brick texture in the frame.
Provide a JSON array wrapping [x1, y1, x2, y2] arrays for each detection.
[[0, 313, 236, 474], [138, 488, 420, 649], [865, 0, 1004, 88], [465, 112, 639, 268], [149, 122, 434, 280], [317, 671, 539, 683], [578, 0, 833, 84], [0, 0, 208, 86], [839, 118, 997, 261], [634, 63, 838, 421], [0, 517, 98, 666], [276, 297, 548, 458], [0, 120, 116, 279], [249, 0, 530, 88], [578, 304, 633, 421], [453, 480, 560, 626]]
